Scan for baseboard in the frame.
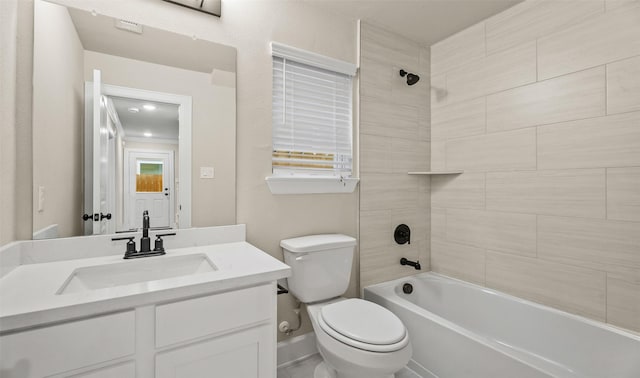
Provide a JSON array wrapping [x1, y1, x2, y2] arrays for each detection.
[[277, 332, 318, 368], [408, 359, 437, 378]]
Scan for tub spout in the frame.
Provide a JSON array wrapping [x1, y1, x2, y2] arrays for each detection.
[[400, 257, 421, 270]]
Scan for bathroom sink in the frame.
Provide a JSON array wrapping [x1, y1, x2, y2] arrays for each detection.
[[57, 254, 217, 294]]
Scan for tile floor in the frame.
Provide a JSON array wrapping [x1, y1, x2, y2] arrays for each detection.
[[277, 353, 423, 378]]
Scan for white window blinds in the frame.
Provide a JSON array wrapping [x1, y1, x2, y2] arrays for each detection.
[[272, 45, 355, 177]]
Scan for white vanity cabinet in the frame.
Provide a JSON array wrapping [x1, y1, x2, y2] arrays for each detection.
[[0, 283, 277, 378], [0, 228, 290, 378]]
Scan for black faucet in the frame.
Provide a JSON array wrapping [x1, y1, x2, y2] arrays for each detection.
[[112, 210, 175, 259], [140, 210, 151, 253]]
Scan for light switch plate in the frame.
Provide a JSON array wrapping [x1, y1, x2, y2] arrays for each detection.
[[200, 167, 214, 179]]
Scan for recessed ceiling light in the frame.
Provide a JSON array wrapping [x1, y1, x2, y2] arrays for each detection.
[[144, 132, 153, 137], [128, 107, 140, 113], [143, 104, 156, 111]]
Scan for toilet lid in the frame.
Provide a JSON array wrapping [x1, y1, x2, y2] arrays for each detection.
[[319, 298, 406, 346]]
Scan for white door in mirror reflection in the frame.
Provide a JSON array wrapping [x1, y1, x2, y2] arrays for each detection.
[[84, 70, 115, 235], [99, 94, 117, 235], [124, 150, 174, 230]]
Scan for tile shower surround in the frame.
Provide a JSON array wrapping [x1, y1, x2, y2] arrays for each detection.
[[359, 23, 431, 288], [429, 0, 640, 333]]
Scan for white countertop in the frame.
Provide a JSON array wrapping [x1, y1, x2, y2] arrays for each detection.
[[0, 241, 290, 333]]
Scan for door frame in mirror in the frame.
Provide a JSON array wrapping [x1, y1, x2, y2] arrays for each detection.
[[84, 82, 192, 233]]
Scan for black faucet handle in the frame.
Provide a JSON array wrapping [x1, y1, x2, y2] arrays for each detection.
[[112, 236, 135, 242], [153, 236, 165, 253], [153, 233, 176, 253], [112, 236, 137, 257]]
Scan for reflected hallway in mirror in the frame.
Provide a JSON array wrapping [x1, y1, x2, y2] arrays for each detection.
[[88, 82, 187, 235]]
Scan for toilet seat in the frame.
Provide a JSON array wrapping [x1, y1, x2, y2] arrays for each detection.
[[317, 298, 409, 353]]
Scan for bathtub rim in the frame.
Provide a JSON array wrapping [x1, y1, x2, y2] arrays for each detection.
[[364, 272, 640, 342]]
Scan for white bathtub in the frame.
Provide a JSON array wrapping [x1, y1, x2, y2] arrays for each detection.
[[364, 272, 640, 378]]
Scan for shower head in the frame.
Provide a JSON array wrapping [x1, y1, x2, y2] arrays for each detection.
[[406, 73, 419, 86], [399, 69, 420, 86]]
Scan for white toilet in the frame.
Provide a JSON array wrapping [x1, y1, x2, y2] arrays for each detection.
[[281, 234, 412, 378]]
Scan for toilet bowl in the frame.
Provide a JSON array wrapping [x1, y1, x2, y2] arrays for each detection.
[[307, 298, 412, 378], [281, 234, 412, 378]]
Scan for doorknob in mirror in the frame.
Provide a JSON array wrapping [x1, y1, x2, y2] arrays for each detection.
[[82, 213, 98, 221]]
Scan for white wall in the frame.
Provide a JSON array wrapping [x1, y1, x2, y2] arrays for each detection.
[[42, 0, 359, 340], [1, 0, 33, 245], [32, 0, 85, 238], [0, 0, 19, 245]]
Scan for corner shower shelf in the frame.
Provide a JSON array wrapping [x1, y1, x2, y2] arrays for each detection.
[[408, 171, 463, 175]]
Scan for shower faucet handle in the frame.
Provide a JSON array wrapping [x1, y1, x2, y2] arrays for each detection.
[[394, 224, 411, 245]]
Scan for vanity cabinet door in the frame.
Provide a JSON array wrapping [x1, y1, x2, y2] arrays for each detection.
[[155, 324, 274, 378], [0, 311, 135, 378], [155, 284, 273, 348]]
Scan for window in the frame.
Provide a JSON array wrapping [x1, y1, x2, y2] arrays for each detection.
[[268, 42, 358, 194], [136, 161, 164, 192]]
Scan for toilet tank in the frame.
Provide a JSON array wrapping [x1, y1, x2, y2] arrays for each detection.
[[281, 234, 357, 303]]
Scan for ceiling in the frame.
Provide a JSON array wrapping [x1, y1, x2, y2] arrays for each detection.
[[300, 0, 523, 46], [110, 97, 179, 142]]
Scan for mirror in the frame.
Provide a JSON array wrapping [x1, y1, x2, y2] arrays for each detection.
[[32, 0, 237, 239]]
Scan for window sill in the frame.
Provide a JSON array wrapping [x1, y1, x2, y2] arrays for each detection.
[[407, 171, 463, 175], [265, 176, 359, 194]]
